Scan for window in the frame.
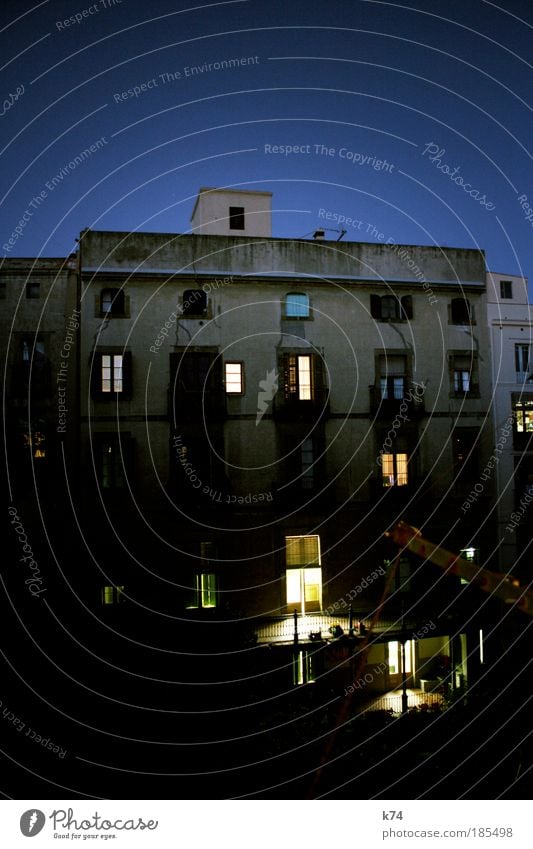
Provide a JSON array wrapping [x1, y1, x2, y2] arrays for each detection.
[[515, 344, 530, 383], [182, 288, 207, 317], [102, 585, 124, 605], [98, 437, 126, 489], [450, 298, 473, 324], [381, 452, 409, 487], [370, 294, 413, 321], [453, 430, 479, 482], [229, 206, 245, 230], [500, 280, 513, 299], [23, 430, 46, 460], [91, 352, 132, 398], [101, 288, 125, 316], [285, 292, 310, 318], [16, 337, 50, 398], [513, 395, 533, 445], [301, 438, 314, 489], [282, 353, 325, 402], [285, 534, 322, 614], [187, 573, 217, 608], [26, 281, 40, 299], [379, 355, 407, 400], [388, 640, 413, 675], [0, 281, 5, 299], [293, 650, 315, 685], [224, 362, 243, 394], [450, 352, 478, 396]]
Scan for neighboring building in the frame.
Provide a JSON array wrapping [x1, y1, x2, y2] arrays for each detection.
[[73, 190, 496, 695], [486, 271, 533, 574]]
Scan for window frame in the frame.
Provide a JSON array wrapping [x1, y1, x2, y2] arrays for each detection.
[[224, 361, 244, 395], [449, 351, 479, 398], [187, 572, 218, 609], [91, 350, 132, 400], [515, 344, 530, 382], [370, 294, 413, 321], [284, 292, 311, 320], [285, 534, 322, 614], [100, 287, 126, 317], [101, 585, 125, 605], [381, 452, 409, 487], [500, 280, 513, 299], [182, 288, 208, 318], [25, 280, 40, 299], [229, 206, 245, 230], [450, 297, 475, 325], [94, 433, 133, 490]]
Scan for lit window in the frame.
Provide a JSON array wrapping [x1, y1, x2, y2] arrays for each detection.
[[285, 293, 310, 318], [101, 354, 123, 393], [102, 585, 124, 605], [101, 288, 125, 316], [187, 573, 217, 608], [229, 206, 245, 230], [23, 430, 46, 459], [285, 535, 322, 614], [515, 344, 530, 382], [225, 362, 243, 394], [293, 650, 315, 685], [388, 640, 413, 675], [500, 280, 513, 299], [514, 397, 533, 433], [282, 353, 326, 405], [297, 356, 311, 400], [381, 453, 408, 487]]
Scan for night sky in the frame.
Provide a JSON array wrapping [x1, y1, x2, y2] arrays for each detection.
[[1, 0, 532, 283]]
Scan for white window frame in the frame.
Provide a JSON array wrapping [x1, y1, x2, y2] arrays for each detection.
[[224, 361, 244, 394]]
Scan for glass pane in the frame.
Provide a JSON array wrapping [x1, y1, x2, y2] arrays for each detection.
[[286, 569, 302, 604], [297, 356, 312, 400], [286, 293, 309, 318], [201, 573, 216, 607], [396, 453, 409, 486], [285, 535, 320, 566], [113, 355, 123, 392], [388, 641, 398, 674], [382, 454, 394, 487], [304, 567, 321, 604], [101, 355, 111, 392], [225, 362, 242, 393]]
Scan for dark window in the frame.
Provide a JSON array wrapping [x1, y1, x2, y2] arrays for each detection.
[[91, 351, 132, 398], [229, 206, 245, 230], [15, 338, 50, 398], [170, 351, 224, 422], [182, 289, 207, 317], [101, 288, 125, 316], [450, 298, 473, 324], [26, 281, 40, 299], [453, 430, 479, 481], [450, 352, 478, 396], [95, 434, 133, 489], [500, 280, 513, 299], [285, 292, 310, 318], [370, 294, 413, 320], [379, 355, 407, 400], [515, 344, 530, 381], [0, 281, 6, 299]]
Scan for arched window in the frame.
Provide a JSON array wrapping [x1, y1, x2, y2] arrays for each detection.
[[285, 292, 310, 318], [101, 288, 125, 316]]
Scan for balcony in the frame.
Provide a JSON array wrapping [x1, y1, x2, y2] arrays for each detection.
[[369, 385, 425, 418], [272, 388, 330, 422]]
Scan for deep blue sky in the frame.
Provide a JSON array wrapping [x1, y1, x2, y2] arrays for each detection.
[[1, 0, 532, 283]]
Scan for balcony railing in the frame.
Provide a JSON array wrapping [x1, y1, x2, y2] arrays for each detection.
[[369, 385, 425, 418], [272, 389, 329, 422], [255, 611, 409, 644]]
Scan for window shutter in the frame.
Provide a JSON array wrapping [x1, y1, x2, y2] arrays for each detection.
[[312, 353, 326, 396], [90, 352, 102, 398], [401, 295, 413, 319], [370, 294, 381, 318], [122, 351, 133, 398]]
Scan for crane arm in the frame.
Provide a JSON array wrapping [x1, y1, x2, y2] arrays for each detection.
[[385, 521, 533, 617]]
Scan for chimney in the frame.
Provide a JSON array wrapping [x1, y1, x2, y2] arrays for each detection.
[[313, 229, 325, 240]]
